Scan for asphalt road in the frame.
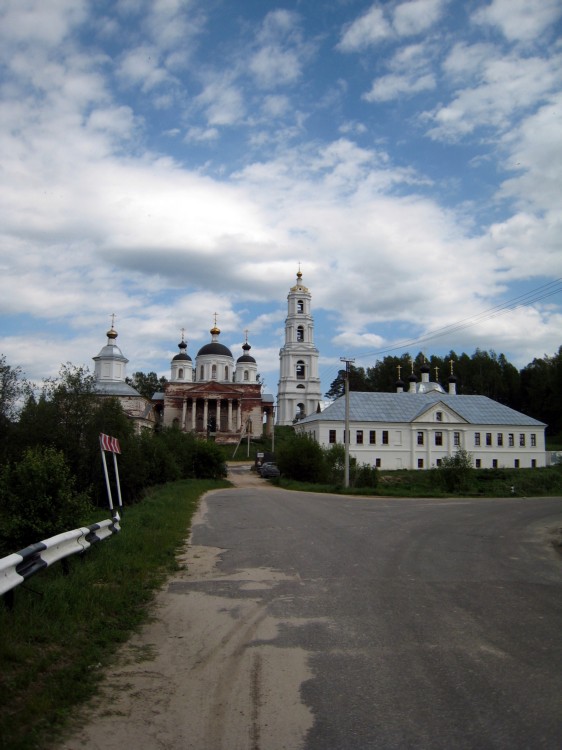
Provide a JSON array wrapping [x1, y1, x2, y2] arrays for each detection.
[[189, 481, 562, 750]]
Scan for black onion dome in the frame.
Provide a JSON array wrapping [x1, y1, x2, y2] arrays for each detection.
[[395, 378, 405, 389], [237, 342, 256, 363], [420, 361, 430, 373], [197, 342, 233, 357], [173, 339, 191, 361], [408, 372, 418, 382]]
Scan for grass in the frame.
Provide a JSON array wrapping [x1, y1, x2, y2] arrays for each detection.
[[276, 464, 562, 498], [0, 478, 228, 750]]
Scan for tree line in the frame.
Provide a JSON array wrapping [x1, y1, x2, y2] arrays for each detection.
[[0, 359, 226, 555], [325, 347, 562, 437]]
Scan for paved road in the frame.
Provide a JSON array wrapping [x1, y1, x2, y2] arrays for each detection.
[[61, 474, 562, 750], [190, 480, 562, 749]]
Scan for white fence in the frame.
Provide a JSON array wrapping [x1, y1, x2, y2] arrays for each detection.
[[0, 517, 120, 597]]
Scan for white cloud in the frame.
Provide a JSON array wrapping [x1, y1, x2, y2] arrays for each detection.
[[393, 0, 446, 36], [472, 0, 562, 43], [337, 5, 392, 52], [195, 76, 245, 126], [364, 72, 435, 102]]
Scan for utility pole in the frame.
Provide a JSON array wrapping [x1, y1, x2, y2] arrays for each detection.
[[340, 357, 355, 488]]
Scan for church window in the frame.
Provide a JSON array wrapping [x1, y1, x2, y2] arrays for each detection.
[[486, 432, 492, 446], [435, 431, 443, 446], [244, 370, 249, 381], [225, 366, 229, 380], [475, 459, 481, 468], [531, 433, 536, 447], [296, 383, 305, 389], [211, 364, 217, 379], [356, 430, 363, 444], [200, 365, 204, 380], [297, 299, 304, 313], [514, 459, 520, 468], [417, 431, 424, 446], [178, 368, 184, 379], [508, 433, 514, 446], [369, 430, 376, 444], [329, 430, 336, 444], [297, 325, 304, 341], [382, 430, 389, 445], [375, 458, 381, 468], [493, 459, 498, 468], [296, 361, 306, 379], [417, 458, 424, 469], [519, 433, 525, 447], [474, 433, 481, 446], [436, 411, 443, 422], [454, 432, 460, 446]]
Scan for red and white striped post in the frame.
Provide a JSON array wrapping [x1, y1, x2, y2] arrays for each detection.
[[99, 433, 123, 516]]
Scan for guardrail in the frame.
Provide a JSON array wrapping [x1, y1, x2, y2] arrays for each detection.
[[0, 517, 120, 597]]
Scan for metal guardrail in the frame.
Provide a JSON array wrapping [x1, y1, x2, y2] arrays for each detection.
[[0, 517, 120, 597]]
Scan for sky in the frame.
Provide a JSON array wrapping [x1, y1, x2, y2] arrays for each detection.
[[1, 0, 561, 399]]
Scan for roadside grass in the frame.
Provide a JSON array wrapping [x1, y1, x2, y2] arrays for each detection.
[[276, 465, 562, 498], [0, 478, 228, 750]]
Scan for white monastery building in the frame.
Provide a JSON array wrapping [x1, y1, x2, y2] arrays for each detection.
[[294, 363, 547, 470]]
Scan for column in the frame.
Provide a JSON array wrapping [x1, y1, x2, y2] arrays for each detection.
[[181, 398, 187, 431], [216, 397, 221, 431], [191, 398, 196, 430], [228, 399, 233, 431], [203, 398, 209, 431]]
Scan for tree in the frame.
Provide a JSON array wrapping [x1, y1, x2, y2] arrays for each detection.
[[126, 371, 168, 400]]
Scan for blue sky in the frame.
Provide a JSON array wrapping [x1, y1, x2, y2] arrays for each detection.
[[1, 0, 561, 398]]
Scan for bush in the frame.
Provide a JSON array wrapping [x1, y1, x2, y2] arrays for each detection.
[[353, 462, 379, 489], [435, 448, 475, 493], [277, 433, 327, 483], [0, 447, 92, 554]]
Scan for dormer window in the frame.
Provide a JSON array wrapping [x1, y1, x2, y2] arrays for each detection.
[[436, 411, 443, 422]]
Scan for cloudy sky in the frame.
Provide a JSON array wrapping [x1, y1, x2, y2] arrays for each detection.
[[1, 0, 561, 397]]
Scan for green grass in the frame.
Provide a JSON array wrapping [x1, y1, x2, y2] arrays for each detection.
[[277, 464, 562, 498], [0, 478, 228, 750]]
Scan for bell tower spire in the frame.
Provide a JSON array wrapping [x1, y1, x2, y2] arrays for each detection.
[[276, 268, 322, 425]]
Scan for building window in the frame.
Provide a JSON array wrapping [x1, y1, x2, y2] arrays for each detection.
[[436, 458, 442, 467], [508, 433, 514, 446], [297, 299, 304, 313], [225, 366, 229, 380], [436, 411, 443, 422], [497, 433, 503, 447], [514, 459, 520, 468], [296, 361, 306, 379], [435, 431, 443, 446], [417, 431, 424, 445], [356, 430, 363, 444], [369, 430, 376, 444], [200, 365, 204, 380], [475, 432, 481, 446], [486, 433, 492, 446], [297, 325, 304, 341], [475, 459, 481, 468], [211, 364, 217, 379], [417, 458, 424, 469], [454, 432, 460, 447], [531, 459, 537, 468], [531, 434, 536, 447], [519, 433, 525, 447], [382, 430, 389, 445], [244, 370, 249, 381], [329, 429, 336, 444], [375, 458, 381, 468], [492, 459, 498, 468], [178, 368, 184, 379]]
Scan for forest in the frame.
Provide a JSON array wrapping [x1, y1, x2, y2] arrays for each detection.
[[325, 346, 562, 438]]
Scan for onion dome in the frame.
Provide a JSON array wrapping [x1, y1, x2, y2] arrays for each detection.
[[173, 336, 191, 362], [197, 320, 233, 357], [237, 341, 256, 364], [107, 325, 118, 341], [420, 360, 430, 375], [408, 371, 418, 383]]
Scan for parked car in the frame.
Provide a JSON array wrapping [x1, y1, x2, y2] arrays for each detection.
[[259, 462, 280, 478]]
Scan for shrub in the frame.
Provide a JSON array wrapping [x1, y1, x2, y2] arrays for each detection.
[[435, 448, 475, 493], [353, 463, 379, 489], [0, 447, 92, 554], [277, 433, 327, 483]]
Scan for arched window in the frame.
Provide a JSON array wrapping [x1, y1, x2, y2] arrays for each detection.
[[225, 366, 229, 380], [296, 360, 305, 379], [211, 364, 217, 379], [244, 370, 249, 381], [178, 368, 184, 380], [297, 383, 305, 389], [200, 365, 204, 380], [297, 325, 304, 341], [297, 403, 305, 417], [297, 299, 304, 313]]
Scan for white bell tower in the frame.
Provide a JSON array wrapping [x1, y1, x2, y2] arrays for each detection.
[[277, 270, 322, 425]]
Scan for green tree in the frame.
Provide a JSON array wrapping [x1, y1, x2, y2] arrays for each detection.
[[0, 446, 92, 554], [277, 433, 326, 483], [126, 371, 168, 400]]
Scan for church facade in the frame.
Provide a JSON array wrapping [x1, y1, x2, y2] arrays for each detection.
[[159, 324, 274, 442]]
